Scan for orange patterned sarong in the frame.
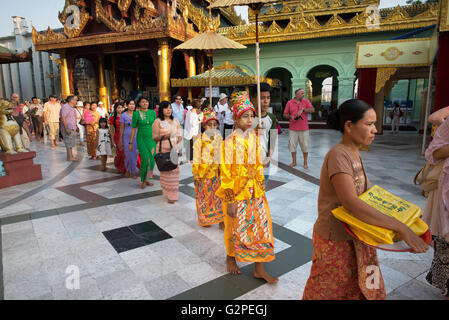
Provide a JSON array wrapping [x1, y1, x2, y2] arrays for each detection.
[[302, 231, 386, 300], [223, 188, 275, 263], [86, 125, 98, 158], [195, 176, 224, 226]]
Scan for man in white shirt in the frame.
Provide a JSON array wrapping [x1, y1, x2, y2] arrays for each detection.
[[43, 94, 62, 148], [30, 96, 44, 142], [214, 93, 233, 137], [97, 101, 109, 118]]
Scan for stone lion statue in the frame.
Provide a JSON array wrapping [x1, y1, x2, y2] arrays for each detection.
[[0, 99, 26, 154]]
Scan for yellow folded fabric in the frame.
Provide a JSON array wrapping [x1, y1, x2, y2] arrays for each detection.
[[332, 185, 428, 246]]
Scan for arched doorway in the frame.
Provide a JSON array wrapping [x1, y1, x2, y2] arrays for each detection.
[[307, 65, 339, 121], [265, 67, 292, 120]]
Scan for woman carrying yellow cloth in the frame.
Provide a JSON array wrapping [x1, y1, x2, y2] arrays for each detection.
[[192, 103, 224, 229], [302, 99, 428, 300], [215, 91, 278, 284]]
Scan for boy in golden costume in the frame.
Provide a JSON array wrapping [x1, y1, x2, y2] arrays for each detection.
[[216, 91, 278, 284], [192, 108, 225, 229]]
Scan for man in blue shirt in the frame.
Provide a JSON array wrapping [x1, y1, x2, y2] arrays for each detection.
[[171, 95, 184, 126], [170, 94, 186, 164]]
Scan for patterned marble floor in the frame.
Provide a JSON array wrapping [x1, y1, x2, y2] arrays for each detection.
[[0, 130, 445, 300]]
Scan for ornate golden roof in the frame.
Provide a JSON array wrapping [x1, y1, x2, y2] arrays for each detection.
[[0, 46, 32, 64], [248, 0, 380, 23], [32, 0, 235, 51], [171, 61, 281, 87], [218, 1, 439, 45]]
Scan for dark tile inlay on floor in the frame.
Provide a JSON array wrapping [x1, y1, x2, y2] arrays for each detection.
[[266, 179, 286, 191], [103, 221, 172, 253]]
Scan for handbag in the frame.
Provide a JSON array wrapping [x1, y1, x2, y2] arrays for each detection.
[[155, 137, 178, 172], [414, 160, 444, 192], [77, 109, 86, 125]]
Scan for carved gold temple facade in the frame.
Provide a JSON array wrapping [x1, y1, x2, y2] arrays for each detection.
[[210, 0, 442, 125], [32, 0, 244, 108], [218, 0, 439, 44]]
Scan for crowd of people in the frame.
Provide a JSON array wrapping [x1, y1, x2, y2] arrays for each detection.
[[4, 85, 449, 300]]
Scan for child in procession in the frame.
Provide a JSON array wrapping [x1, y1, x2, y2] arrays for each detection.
[[216, 91, 278, 284], [97, 117, 113, 171], [192, 105, 225, 229]]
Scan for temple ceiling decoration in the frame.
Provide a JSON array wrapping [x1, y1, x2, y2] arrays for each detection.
[[219, 0, 439, 45]]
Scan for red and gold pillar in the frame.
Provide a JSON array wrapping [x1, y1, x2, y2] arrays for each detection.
[[98, 54, 109, 111], [158, 39, 171, 102], [434, 32, 449, 112], [111, 55, 119, 101], [59, 51, 71, 99], [187, 50, 196, 101]]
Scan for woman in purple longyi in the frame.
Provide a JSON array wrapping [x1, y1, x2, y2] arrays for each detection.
[[119, 99, 139, 178]]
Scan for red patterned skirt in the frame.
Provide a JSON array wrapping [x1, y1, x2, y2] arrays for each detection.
[[302, 231, 386, 300], [195, 176, 224, 226]]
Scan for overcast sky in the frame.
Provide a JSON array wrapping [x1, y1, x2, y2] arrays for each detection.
[[0, 0, 410, 38]]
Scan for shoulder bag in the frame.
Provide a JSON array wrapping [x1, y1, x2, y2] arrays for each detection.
[[77, 109, 86, 126], [414, 160, 444, 192], [155, 137, 178, 172]]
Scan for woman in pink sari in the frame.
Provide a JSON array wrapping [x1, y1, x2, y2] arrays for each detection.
[[423, 116, 449, 299]]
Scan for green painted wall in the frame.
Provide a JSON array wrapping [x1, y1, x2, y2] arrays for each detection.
[[214, 28, 434, 123]]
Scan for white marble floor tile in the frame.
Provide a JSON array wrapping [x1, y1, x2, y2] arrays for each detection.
[[144, 272, 192, 300]]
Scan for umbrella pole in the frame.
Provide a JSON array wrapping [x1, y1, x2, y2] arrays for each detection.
[[421, 61, 434, 155], [208, 54, 213, 109], [255, 12, 261, 128]]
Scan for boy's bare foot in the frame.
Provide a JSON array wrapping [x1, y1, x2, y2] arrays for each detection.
[[140, 182, 146, 189], [303, 163, 308, 169], [168, 200, 175, 204], [289, 162, 296, 167], [254, 263, 279, 284], [219, 222, 225, 230], [226, 255, 241, 274]]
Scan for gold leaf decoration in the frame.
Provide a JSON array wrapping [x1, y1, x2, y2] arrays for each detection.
[[376, 67, 397, 93], [325, 14, 346, 28], [384, 5, 411, 22], [95, 0, 127, 32], [265, 21, 283, 35]]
